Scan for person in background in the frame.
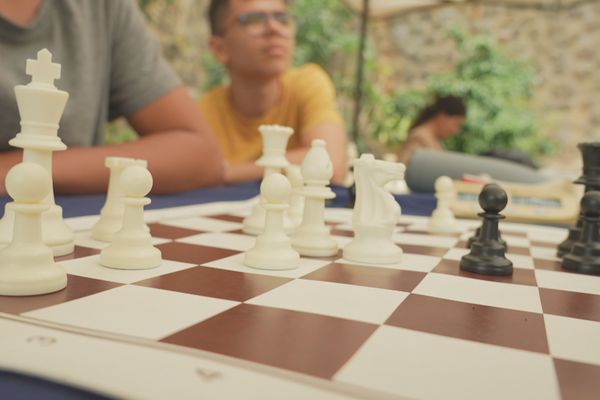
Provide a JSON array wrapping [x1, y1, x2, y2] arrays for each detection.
[[200, 0, 348, 184], [397, 95, 466, 165], [0, 0, 224, 195]]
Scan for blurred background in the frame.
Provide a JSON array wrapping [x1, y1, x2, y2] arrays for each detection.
[[109, 0, 600, 175]]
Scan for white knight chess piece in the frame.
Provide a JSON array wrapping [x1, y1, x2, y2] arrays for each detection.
[[343, 154, 405, 264]]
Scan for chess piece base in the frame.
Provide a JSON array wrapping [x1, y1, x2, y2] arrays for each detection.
[[0, 248, 67, 296], [460, 254, 513, 276], [343, 236, 403, 265], [244, 235, 299, 270], [292, 233, 338, 257], [562, 243, 600, 275], [100, 243, 161, 270]]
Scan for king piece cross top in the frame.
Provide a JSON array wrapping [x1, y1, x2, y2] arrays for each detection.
[[26, 48, 61, 86]]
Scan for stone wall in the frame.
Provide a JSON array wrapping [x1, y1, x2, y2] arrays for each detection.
[[370, 0, 600, 167]]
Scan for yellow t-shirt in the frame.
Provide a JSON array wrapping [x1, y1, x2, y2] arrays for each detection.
[[198, 63, 343, 164]]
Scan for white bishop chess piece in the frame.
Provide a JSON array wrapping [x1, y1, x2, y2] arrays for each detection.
[[291, 140, 338, 257], [99, 165, 161, 270], [427, 175, 458, 234], [92, 157, 148, 242], [0, 49, 74, 256], [0, 163, 67, 296], [343, 154, 405, 264], [243, 124, 296, 235], [244, 173, 300, 270]]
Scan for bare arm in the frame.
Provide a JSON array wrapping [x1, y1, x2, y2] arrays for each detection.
[[0, 86, 225, 195], [225, 121, 348, 185]]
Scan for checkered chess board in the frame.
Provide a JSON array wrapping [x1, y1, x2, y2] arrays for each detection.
[[1, 199, 598, 400]]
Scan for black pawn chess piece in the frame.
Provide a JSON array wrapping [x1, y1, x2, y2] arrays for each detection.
[[460, 183, 513, 275], [561, 191, 600, 275], [557, 142, 600, 257], [467, 226, 507, 251]]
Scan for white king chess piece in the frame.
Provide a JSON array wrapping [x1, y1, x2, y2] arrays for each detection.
[[0, 163, 67, 296], [343, 154, 405, 264], [427, 175, 458, 234], [92, 157, 148, 242], [291, 140, 338, 257], [0, 49, 74, 256], [243, 124, 296, 235], [99, 165, 161, 270]]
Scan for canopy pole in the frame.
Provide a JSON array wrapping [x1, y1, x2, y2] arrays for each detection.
[[350, 0, 369, 154]]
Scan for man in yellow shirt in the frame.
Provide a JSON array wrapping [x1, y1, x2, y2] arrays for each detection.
[[199, 0, 348, 184]]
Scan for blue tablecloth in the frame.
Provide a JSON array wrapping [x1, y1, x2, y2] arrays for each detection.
[[0, 181, 435, 218], [0, 182, 435, 399]]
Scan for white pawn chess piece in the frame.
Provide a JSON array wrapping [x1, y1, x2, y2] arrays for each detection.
[[427, 175, 458, 234], [382, 153, 409, 195], [286, 165, 304, 227], [291, 140, 338, 257], [243, 125, 296, 235], [0, 163, 67, 296], [244, 173, 300, 270], [0, 48, 74, 256], [92, 157, 148, 242], [99, 165, 161, 270], [343, 154, 405, 264]]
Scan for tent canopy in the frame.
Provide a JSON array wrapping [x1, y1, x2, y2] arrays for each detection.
[[341, 0, 468, 18]]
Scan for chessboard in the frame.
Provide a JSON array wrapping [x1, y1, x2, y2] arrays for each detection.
[[0, 198, 598, 400]]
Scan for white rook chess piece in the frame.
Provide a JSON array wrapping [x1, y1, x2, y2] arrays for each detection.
[[244, 173, 300, 270], [291, 140, 338, 257], [428, 175, 458, 234], [0, 49, 74, 256], [243, 125, 296, 235], [92, 157, 148, 242], [0, 163, 67, 296], [343, 154, 405, 264], [99, 165, 161, 270]]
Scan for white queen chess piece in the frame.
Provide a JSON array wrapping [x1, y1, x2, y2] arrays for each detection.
[[92, 157, 148, 242], [291, 140, 338, 257], [0, 163, 67, 296], [343, 154, 405, 264], [243, 124, 296, 235], [427, 175, 458, 234], [99, 165, 161, 270], [0, 49, 74, 256], [244, 173, 300, 270]]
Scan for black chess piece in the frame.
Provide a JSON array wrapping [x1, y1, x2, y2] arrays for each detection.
[[467, 226, 507, 251], [460, 183, 513, 275], [562, 191, 600, 275], [558, 142, 600, 257]]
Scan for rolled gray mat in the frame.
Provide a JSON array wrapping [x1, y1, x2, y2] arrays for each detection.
[[405, 149, 550, 192]]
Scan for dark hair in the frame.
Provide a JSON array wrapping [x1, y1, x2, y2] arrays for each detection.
[[208, 0, 231, 36], [410, 95, 466, 131], [208, 0, 292, 36]]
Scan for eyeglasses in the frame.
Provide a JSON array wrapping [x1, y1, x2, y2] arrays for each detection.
[[234, 11, 296, 37]]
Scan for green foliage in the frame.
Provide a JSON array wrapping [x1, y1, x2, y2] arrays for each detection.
[[376, 29, 554, 160]]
